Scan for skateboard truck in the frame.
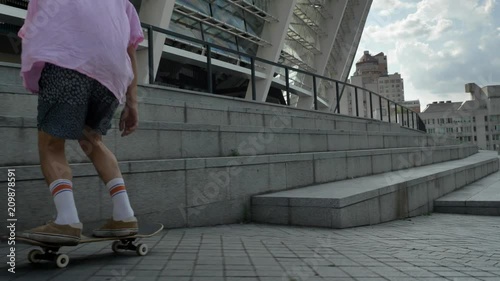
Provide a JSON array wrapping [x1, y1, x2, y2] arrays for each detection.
[[28, 246, 69, 268], [111, 238, 148, 255]]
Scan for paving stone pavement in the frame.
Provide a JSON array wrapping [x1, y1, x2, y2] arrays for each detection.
[[1, 213, 499, 281]]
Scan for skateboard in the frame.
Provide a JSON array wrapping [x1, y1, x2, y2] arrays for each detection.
[[16, 222, 163, 268]]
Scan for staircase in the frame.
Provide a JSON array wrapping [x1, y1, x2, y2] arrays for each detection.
[[0, 62, 498, 235], [434, 161, 500, 216]]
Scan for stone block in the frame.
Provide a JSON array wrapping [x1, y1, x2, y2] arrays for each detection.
[[186, 168, 231, 207], [136, 207, 187, 229], [220, 132, 238, 157], [229, 112, 264, 127], [299, 133, 328, 153], [292, 117, 315, 129], [182, 131, 220, 157], [123, 170, 186, 217], [232, 164, 270, 198], [453, 171, 466, 190], [351, 121, 367, 131], [314, 157, 348, 183], [269, 163, 287, 192], [290, 207, 332, 227], [140, 103, 185, 123], [315, 118, 335, 130], [407, 182, 428, 212], [264, 114, 292, 129], [372, 154, 392, 174], [327, 134, 350, 151], [335, 121, 351, 131], [115, 129, 160, 161], [367, 135, 384, 149], [274, 133, 300, 154], [348, 134, 368, 150], [332, 197, 380, 228], [383, 135, 399, 148], [186, 107, 228, 125], [408, 204, 431, 217], [159, 130, 183, 159], [251, 205, 289, 225], [391, 152, 410, 171], [347, 156, 372, 178], [252, 196, 288, 206], [286, 161, 314, 188], [379, 192, 398, 223], [1, 127, 39, 166]]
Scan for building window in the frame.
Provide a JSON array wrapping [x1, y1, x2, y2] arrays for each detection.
[[474, 126, 476, 132], [486, 126, 489, 131], [485, 116, 488, 122], [474, 136, 477, 141], [486, 135, 489, 141], [473, 116, 476, 122]]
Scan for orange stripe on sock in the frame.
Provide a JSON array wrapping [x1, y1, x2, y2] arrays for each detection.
[[110, 185, 126, 197], [51, 184, 72, 196]]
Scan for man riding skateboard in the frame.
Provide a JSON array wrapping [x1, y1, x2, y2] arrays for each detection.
[[18, 0, 144, 245]]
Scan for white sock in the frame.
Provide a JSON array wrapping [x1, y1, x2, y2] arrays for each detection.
[[106, 178, 134, 221], [50, 179, 80, 225]]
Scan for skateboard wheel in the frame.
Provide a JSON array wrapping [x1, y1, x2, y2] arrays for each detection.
[[55, 254, 69, 268], [112, 241, 123, 253], [28, 249, 43, 264], [136, 243, 148, 256]]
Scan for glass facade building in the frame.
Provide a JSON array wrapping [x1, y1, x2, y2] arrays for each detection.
[[0, 0, 372, 111]]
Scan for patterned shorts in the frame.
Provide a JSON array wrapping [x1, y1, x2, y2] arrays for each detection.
[[37, 63, 119, 140]]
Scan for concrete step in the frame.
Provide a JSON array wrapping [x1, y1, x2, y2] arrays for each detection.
[[251, 151, 499, 229], [1, 116, 466, 166], [0, 146, 482, 234], [434, 159, 500, 216], [0, 63, 453, 137]]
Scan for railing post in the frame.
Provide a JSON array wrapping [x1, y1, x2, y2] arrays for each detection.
[[147, 25, 155, 85], [379, 96, 383, 121], [250, 57, 256, 101], [369, 92, 373, 119], [401, 107, 405, 126], [285, 68, 290, 106], [206, 45, 213, 94], [313, 75, 318, 110], [406, 108, 410, 127], [355, 87, 359, 117], [394, 103, 398, 124], [387, 100, 391, 123], [335, 82, 340, 114]]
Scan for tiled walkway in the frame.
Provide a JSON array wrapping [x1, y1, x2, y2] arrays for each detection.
[[1, 213, 499, 281]]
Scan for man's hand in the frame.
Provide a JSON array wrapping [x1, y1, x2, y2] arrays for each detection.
[[119, 102, 138, 137]]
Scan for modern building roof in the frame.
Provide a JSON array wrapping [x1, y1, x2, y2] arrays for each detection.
[[422, 101, 461, 113], [356, 51, 378, 65]]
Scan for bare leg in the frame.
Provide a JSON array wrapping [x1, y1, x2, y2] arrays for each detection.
[[38, 130, 72, 183], [79, 127, 122, 183]]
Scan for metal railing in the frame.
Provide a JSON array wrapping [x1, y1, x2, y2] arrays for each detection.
[[142, 23, 426, 132]]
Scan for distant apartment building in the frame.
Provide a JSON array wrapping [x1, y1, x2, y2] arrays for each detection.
[[401, 100, 421, 113], [420, 84, 500, 150], [344, 51, 410, 120]]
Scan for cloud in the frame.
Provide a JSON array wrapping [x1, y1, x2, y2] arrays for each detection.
[[371, 0, 417, 16], [357, 0, 500, 107]]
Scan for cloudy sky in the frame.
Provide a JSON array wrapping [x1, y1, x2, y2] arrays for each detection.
[[351, 0, 500, 110]]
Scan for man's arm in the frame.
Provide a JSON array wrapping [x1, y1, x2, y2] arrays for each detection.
[[126, 45, 138, 106], [119, 45, 139, 137]]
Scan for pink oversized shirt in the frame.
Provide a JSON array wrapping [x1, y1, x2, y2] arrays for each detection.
[[19, 0, 144, 104]]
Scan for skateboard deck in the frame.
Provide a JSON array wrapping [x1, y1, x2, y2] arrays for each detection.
[[16, 222, 163, 268]]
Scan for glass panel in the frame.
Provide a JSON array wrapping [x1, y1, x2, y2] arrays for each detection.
[[176, 0, 211, 15]]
